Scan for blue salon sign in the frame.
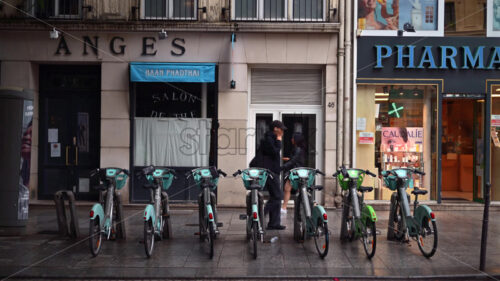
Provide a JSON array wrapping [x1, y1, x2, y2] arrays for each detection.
[[130, 62, 215, 83]]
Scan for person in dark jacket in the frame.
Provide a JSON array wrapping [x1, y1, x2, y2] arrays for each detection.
[[281, 133, 306, 213], [260, 120, 286, 230]]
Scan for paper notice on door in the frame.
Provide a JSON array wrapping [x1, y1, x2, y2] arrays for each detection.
[[493, 115, 500, 127], [48, 128, 58, 143], [50, 143, 61, 157], [79, 178, 90, 193], [357, 118, 367, 131], [359, 132, 374, 144]]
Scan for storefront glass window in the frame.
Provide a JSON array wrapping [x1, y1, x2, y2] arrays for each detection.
[[491, 86, 500, 200], [446, 0, 486, 36], [356, 85, 438, 201], [133, 82, 215, 168], [358, 0, 439, 31]]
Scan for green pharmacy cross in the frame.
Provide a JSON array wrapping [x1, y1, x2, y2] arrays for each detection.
[[388, 102, 404, 118]]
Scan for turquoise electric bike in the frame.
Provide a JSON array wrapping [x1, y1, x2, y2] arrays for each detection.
[[89, 167, 129, 257], [137, 166, 176, 258], [233, 168, 273, 259], [287, 167, 329, 259], [383, 168, 437, 258], [186, 167, 226, 259]]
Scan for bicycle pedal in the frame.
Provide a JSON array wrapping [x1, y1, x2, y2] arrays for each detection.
[[239, 214, 247, 220], [217, 222, 223, 227]]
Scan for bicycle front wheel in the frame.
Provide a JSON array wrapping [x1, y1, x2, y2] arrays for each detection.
[[362, 220, 377, 259], [251, 222, 258, 259], [89, 218, 103, 257], [417, 218, 438, 258], [144, 220, 155, 258], [314, 220, 329, 259]]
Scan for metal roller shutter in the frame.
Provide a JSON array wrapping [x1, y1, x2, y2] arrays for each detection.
[[251, 68, 323, 105]]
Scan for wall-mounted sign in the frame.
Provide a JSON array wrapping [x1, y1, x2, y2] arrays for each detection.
[[492, 115, 500, 127], [359, 132, 375, 144], [357, 37, 500, 93], [388, 103, 404, 118], [54, 35, 186, 57], [130, 63, 215, 83]]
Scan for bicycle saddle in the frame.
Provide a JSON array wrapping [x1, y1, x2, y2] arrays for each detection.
[[411, 189, 428, 195], [359, 186, 373, 193]]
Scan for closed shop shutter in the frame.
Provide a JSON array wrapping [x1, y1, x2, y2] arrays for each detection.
[[251, 68, 323, 105]]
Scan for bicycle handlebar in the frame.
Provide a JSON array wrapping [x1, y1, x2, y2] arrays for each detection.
[[217, 169, 227, 177], [232, 170, 242, 177], [315, 169, 325, 176], [365, 170, 376, 177]]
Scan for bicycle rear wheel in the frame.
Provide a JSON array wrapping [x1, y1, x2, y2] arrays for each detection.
[[144, 220, 154, 258], [314, 220, 329, 259], [89, 218, 103, 257], [206, 222, 215, 259], [362, 220, 377, 259], [251, 222, 258, 259], [417, 218, 438, 258]]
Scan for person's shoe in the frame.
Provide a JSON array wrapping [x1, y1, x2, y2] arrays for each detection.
[[280, 208, 287, 214], [266, 225, 286, 230]]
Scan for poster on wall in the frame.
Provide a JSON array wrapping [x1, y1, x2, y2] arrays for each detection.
[[18, 100, 33, 220], [381, 127, 424, 152], [358, 0, 438, 31]]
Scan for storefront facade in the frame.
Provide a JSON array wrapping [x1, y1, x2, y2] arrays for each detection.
[[355, 36, 500, 203], [0, 30, 339, 206]]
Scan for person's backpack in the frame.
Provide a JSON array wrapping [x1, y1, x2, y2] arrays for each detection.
[[249, 147, 264, 167]]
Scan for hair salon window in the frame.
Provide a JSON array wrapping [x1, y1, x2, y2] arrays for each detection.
[[357, 0, 444, 36], [134, 82, 217, 168]]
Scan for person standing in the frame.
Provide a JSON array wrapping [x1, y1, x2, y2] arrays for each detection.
[[281, 133, 306, 214], [259, 120, 286, 230]]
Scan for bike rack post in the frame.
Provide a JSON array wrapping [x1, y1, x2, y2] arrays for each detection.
[[114, 190, 126, 240], [53, 190, 80, 239]]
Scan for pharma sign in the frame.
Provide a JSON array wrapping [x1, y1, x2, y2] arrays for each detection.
[[357, 37, 500, 93]]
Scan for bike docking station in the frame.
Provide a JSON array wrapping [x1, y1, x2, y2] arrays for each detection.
[[54, 190, 80, 239]]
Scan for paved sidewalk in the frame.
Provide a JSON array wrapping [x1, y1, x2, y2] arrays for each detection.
[[1, 206, 500, 280]]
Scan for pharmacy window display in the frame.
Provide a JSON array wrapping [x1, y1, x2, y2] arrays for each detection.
[[355, 85, 437, 201]]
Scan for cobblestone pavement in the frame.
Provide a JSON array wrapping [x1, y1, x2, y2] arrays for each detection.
[[1, 206, 500, 280]]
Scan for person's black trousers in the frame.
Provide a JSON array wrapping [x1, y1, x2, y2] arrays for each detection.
[[264, 175, 283, 227]]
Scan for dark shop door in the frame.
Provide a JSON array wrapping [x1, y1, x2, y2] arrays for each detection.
[[39, 65, 100, 200]]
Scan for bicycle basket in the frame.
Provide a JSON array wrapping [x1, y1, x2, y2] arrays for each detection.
[[337, 169, 364, 191], [116, 174, 128, 190], [161, 174, 174, 191], [241, 169, 268, 190], [289, 168, 315, 190], [193, 168, 219, 190]]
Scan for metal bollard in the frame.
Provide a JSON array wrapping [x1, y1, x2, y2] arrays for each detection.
[[54, 190, 80, 239]]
